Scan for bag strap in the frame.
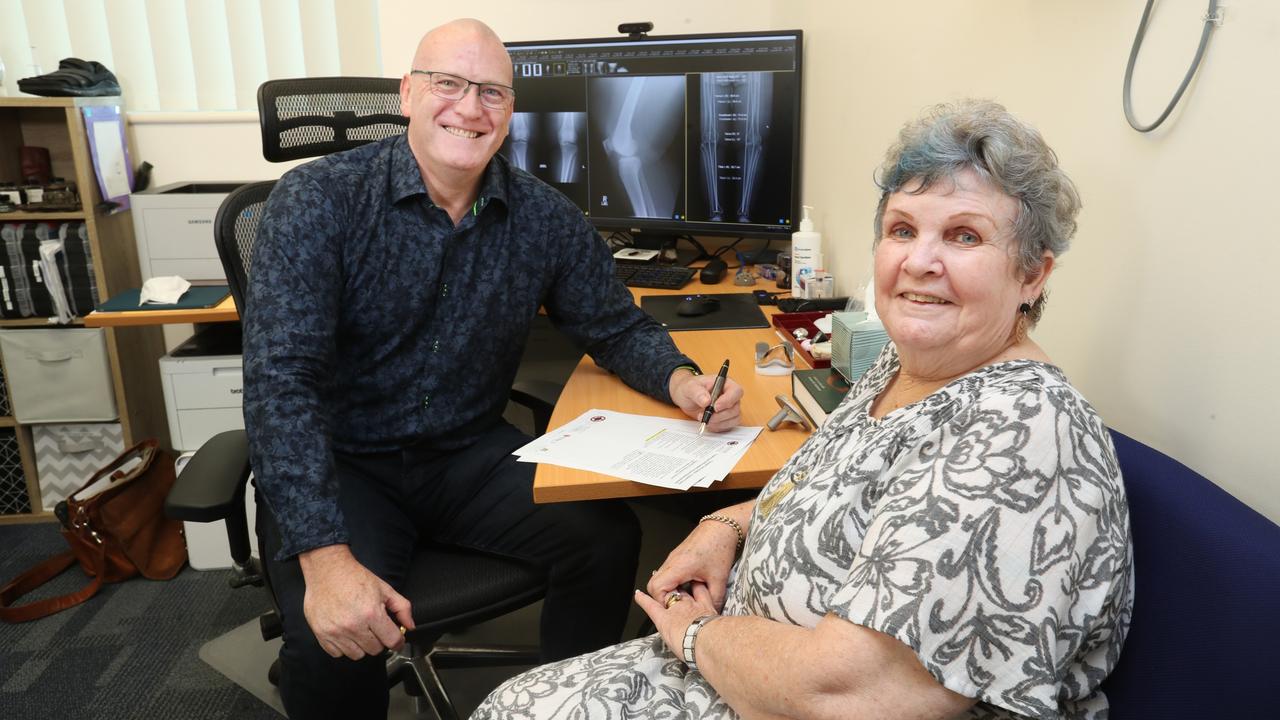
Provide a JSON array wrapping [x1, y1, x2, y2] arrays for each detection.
[[0, 545, 105, 623]]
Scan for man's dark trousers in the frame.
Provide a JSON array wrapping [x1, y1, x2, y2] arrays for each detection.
[[257, 421, 642, 719]]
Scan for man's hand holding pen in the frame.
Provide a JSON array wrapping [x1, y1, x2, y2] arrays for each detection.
[[669, 360, 743, 433]]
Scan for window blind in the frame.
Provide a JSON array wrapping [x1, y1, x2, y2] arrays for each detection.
[[0, 0, 381, 111]]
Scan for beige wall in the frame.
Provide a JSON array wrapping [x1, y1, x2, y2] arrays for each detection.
[[129, 1, 1279, 522], [777, 0, 1280, 522]]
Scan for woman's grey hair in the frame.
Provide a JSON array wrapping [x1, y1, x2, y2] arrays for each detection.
[[873, 100, 1081, 323]]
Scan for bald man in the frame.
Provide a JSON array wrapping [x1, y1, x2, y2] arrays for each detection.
[[242, 18, 743, 718]]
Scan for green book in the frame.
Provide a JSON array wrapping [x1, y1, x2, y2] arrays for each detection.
[[791, 368, 852, 426]]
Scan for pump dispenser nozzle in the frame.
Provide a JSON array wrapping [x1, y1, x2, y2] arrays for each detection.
[[799, 205, 814, 232]]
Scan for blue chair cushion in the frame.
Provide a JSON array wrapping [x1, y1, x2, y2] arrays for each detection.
[[1102, 430, 1280, 717]]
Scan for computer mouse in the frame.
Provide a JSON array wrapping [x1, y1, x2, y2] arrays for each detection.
[[676, 295, 721, 317]]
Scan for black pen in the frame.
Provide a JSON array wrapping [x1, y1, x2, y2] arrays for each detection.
[[698, 359, 730, 436]]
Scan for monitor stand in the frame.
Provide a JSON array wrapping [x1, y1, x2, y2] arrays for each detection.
[[631, 233, 699, 267]]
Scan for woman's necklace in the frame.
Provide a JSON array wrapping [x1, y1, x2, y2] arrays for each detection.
[[873, 371, 951, 417]]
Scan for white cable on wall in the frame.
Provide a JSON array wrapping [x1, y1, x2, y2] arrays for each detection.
[[1123, 0, 1222, 133]]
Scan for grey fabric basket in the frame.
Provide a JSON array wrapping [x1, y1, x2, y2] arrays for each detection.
[[33, 422, 125, 511], [0, 328, 118, 423]]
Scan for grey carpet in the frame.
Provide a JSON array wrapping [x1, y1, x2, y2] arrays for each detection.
[[0, 523, 280, 719], [0, 319, 728, 718], [0, 522, 541, 719]]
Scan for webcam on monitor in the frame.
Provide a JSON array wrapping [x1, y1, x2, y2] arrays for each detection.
[[618, 22, 653, 37]]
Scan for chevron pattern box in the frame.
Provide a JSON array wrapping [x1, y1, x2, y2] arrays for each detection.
[[33, 423, 124, 511]]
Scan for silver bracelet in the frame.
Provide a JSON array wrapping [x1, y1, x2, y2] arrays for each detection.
[[682, 614, 719, 672], [699, 514, 744, 552]]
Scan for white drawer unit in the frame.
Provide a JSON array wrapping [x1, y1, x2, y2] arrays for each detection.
[[131, 182, 244, 282], [159, 352, 245, 452]]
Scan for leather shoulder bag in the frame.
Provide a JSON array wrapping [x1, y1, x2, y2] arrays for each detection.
[[0, 439, 187, 622]]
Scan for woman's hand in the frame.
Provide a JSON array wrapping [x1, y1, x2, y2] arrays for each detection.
[[647, 518, 741, 611], [635, 581, 719, 655]]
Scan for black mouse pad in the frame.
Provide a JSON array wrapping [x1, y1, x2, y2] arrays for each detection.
[[640, 292, 769, 332]]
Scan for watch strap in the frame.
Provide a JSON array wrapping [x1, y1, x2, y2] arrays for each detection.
[[682, 614, 718, 672]]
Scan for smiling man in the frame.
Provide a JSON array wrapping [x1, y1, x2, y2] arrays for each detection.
[[242, 18, 744, 720]]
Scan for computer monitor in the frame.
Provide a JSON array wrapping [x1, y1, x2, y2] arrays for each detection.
[[501, 29, 803, 247]]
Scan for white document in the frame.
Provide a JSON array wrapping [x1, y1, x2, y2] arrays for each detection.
[[90, 119, 131, 200], [514, 409, 762, 490]]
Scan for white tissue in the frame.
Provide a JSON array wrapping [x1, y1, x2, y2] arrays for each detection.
[[38, 239, 74, 325], [139, 276, 192, 305], [864, 278, 878, 322]]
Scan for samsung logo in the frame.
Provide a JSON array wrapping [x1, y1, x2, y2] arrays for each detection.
[[189, 219, 213, 224]]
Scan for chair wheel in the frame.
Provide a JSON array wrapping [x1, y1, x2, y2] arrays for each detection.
[[268, 657, 281, 687]]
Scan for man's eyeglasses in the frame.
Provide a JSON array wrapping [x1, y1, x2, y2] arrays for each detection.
[[411, 70, 515, 109]]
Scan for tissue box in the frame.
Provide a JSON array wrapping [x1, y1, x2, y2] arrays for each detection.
[[830, 311, 890, 384]]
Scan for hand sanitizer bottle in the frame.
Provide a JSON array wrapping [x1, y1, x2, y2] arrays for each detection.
[[790, 205, 823, 298]]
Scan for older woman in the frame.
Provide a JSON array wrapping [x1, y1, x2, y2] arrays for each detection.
[[473, 100, 1132, 720]]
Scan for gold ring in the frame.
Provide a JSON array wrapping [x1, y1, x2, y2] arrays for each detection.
[[664, 591, 683, 609]]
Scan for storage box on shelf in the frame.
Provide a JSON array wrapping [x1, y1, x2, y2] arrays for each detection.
[[32, 422, 125, 511], [0, 96, 170, 524]]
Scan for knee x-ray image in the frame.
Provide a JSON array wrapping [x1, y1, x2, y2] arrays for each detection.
[[505, 112, 587, 184], [686, 71, 794, 226], [588, 76, 685, 220]]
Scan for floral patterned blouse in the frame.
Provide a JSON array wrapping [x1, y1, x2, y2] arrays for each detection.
[[473, 344, 1134, 720]]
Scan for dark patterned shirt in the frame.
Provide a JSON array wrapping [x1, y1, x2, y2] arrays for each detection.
[[243, 135, 693, 558]]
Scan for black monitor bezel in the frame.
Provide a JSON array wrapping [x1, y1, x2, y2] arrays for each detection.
[[503, 28, 804, 242]]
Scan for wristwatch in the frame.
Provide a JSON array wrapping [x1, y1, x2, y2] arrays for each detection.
[[682, 615, 719, 672]]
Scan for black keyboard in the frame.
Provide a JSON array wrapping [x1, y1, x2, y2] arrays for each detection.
[[614, 264, 696, 290]]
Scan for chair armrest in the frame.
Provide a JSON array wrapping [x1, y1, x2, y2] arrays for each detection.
[[165, 429, 251, 523], [509, 380, 562, 435]]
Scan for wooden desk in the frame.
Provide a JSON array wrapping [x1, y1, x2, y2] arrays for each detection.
[[532, 284, 811, 503], [83, 295, 239, 327], [82, 275, 810, 504]]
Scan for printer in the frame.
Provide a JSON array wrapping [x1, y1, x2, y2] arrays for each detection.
[[130, 182, 245, 282]]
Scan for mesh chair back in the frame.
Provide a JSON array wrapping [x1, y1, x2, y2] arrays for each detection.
[[257, 77, 408, 162], [213, 181, 276, 313]]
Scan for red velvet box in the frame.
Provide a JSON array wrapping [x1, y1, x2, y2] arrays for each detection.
[[771, 311, 832, 369]]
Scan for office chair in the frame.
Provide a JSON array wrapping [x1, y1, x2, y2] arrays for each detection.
[[165, 77, 555, 720], [1099, 430, 1280, 717]]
